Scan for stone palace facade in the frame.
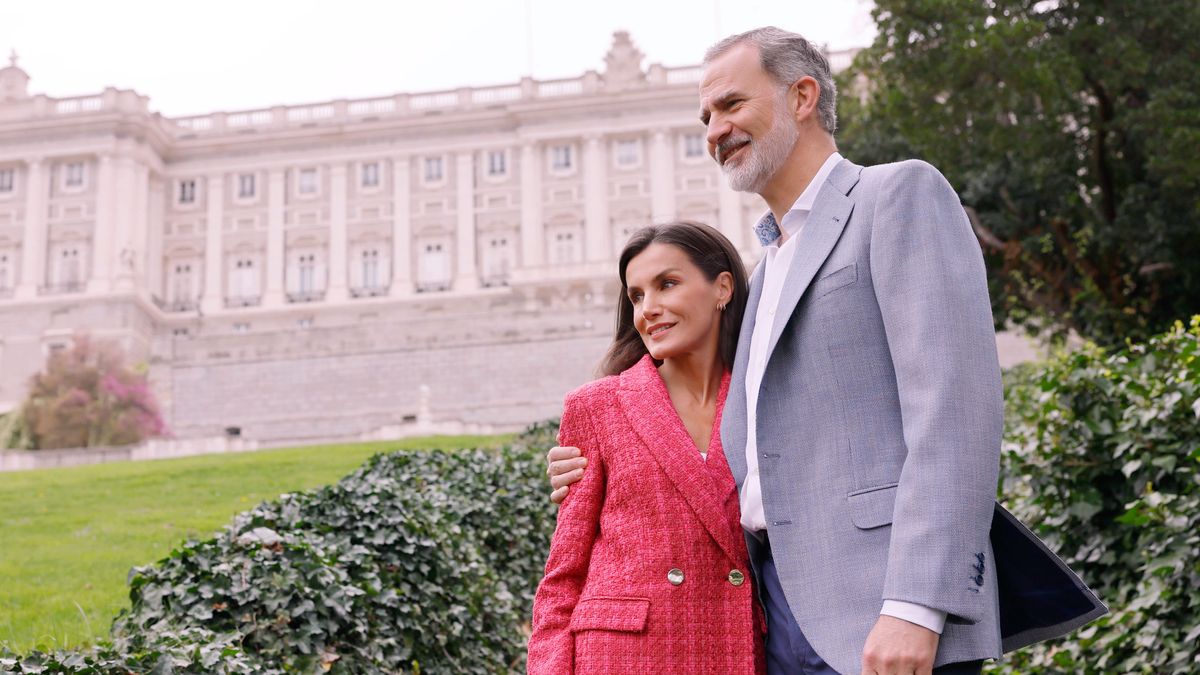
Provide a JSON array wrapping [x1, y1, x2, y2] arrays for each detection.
[[0, 36, 870, 442]]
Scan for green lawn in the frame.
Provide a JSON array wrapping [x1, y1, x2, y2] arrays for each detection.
[[0, 434, 511, 653]]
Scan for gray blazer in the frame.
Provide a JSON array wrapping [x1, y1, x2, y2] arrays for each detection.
[[720, 158, 1106, 673]]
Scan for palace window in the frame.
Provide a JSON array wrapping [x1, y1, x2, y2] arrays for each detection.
[[486, 150, 507, 177], [0, 168, 13, 193], [423, 156, 444, 183], [550, 145, 574, 173], [360, 249, 380, 289], [615, 139, 640, 168], [238, 174, 256, 199], [298, 168, 318, 195], [232, 322, 250, 333], [0, 254, 10, 291], [64, 162, 85, 188], [551, 229, 581, 264], [172, 263, 194, 304], [683, 132, 705, 159], [361, 162, 380, 188], [179, 179, 196, 204], [231, 258, 258, 299], [298, 254, 316, 294], [482, 236, 514, 287], [55, 247, 83, 290], [417, 241, 450, 291]]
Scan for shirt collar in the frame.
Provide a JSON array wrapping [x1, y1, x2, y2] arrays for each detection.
[[752, 151, 844, 247]]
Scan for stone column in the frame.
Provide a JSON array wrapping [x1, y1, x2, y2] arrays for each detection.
[[111, 157, 138, 292], [88, 155, 115, 293], [583, 134, 611, 262], [262, 168, 286, 306], [649, 130, 677, 223], [389, 157, 412, 296], [145, 175, 166, 301], [454, 152, 477, 290], [200, 174, 224, 313], [327, 164, 348, 301], [519, 142, 544, 268], [128, 163, 150, 291], [15, 158, 47, 299], [717, 166, 746, 251]]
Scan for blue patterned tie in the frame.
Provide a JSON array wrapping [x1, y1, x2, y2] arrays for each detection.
[[754, 213, 782, 246]]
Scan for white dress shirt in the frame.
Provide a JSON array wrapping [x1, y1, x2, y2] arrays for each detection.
[[739, 151, 947, 635]]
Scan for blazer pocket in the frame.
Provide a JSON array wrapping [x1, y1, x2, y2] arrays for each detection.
[[847, 483, 898, 530], [568, 596, 650, 633], [810, 262, 858, 299]]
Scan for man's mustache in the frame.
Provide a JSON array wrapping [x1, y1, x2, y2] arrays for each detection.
[[716, 134, 752, 165]]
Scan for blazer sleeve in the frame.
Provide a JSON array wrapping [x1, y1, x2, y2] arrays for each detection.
[[527, 388, 607, 674], [868, 160, 1004, 625]]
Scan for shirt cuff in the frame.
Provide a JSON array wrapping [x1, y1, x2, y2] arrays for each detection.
[[880, 600, 947, 635]]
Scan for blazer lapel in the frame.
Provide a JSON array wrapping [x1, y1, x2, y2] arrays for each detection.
[[722, 260, 765, 485], [618, 357, 744, 566], [764, 160, 862, 362]]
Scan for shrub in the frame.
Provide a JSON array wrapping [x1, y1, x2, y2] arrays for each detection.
[[22, 335, 168, 450], [2, 426, 557, 674], [0, 409, 33, 450], [992, 317, 1200, 673]]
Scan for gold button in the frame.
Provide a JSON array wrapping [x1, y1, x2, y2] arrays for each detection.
[[667, 568, 685, 586], [728, 569, 746, 586]]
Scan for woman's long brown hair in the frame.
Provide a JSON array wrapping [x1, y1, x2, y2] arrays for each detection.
[[599, 220, 748, 376]]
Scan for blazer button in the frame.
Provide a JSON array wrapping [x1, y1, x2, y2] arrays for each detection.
[[728, 569, 746, 586], [667, 568, 685, 586]]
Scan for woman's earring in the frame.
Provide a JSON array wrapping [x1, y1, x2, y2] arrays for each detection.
[[718, 302, 726, 312]]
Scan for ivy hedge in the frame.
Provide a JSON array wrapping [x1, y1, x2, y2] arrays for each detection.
[[2, 423, 559, 674], [3, 318, 1198, 673], [988, 317, 1200, 674]]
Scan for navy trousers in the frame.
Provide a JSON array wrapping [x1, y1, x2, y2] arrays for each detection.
[[753, 534, 983, 675]]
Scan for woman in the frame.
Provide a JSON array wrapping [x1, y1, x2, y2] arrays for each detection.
[[527, 221, 765, 674]]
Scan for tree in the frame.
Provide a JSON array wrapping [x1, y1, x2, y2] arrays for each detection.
[[22, 335, 168, 450], [838, 0, 1200, 345]]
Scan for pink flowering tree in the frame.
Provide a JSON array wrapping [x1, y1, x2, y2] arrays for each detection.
[[22, 335, 168, 449]]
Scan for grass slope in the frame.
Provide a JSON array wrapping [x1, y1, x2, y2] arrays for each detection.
[[0, 435, 510, 653]]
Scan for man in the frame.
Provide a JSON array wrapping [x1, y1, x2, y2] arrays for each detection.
[[547, 26, 1105, 675]]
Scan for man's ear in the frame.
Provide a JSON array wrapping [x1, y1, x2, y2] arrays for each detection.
[[791, 76, 821, 124]]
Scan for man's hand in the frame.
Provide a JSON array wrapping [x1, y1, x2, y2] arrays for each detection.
[[546, 446, 587, 504], [860, 615, 939, 675]]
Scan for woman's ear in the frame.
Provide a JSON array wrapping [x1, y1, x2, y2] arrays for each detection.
[[716, 270, 734, 306]]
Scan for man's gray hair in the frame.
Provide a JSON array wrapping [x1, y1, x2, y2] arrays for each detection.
[[703, 26, 838, 134]]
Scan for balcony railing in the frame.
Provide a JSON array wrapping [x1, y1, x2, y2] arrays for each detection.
[[164, 63, 710, 138], [40, 281, 86, 295], [286, 290, 326, 304], [225, 295, 262, 308], [349, 286, 389, 299], [415, 281, 451, 294], [164, 299, 198, 312]]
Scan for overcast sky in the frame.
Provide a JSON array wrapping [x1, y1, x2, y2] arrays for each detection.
[[0, 0, 876, 118]]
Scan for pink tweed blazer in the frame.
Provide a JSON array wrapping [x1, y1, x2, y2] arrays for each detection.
[[528, 355, 765, 674]]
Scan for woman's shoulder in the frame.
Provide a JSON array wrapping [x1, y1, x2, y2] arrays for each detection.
[[563, 374, 620, 411]]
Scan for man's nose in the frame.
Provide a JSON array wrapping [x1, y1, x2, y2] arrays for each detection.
[[706, 116, 731, 153]]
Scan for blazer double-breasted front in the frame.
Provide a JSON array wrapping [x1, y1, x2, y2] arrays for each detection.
[[527, 355, 765, 675]]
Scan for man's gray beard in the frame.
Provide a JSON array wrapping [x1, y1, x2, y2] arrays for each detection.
[[723, 110, 800, 193]]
